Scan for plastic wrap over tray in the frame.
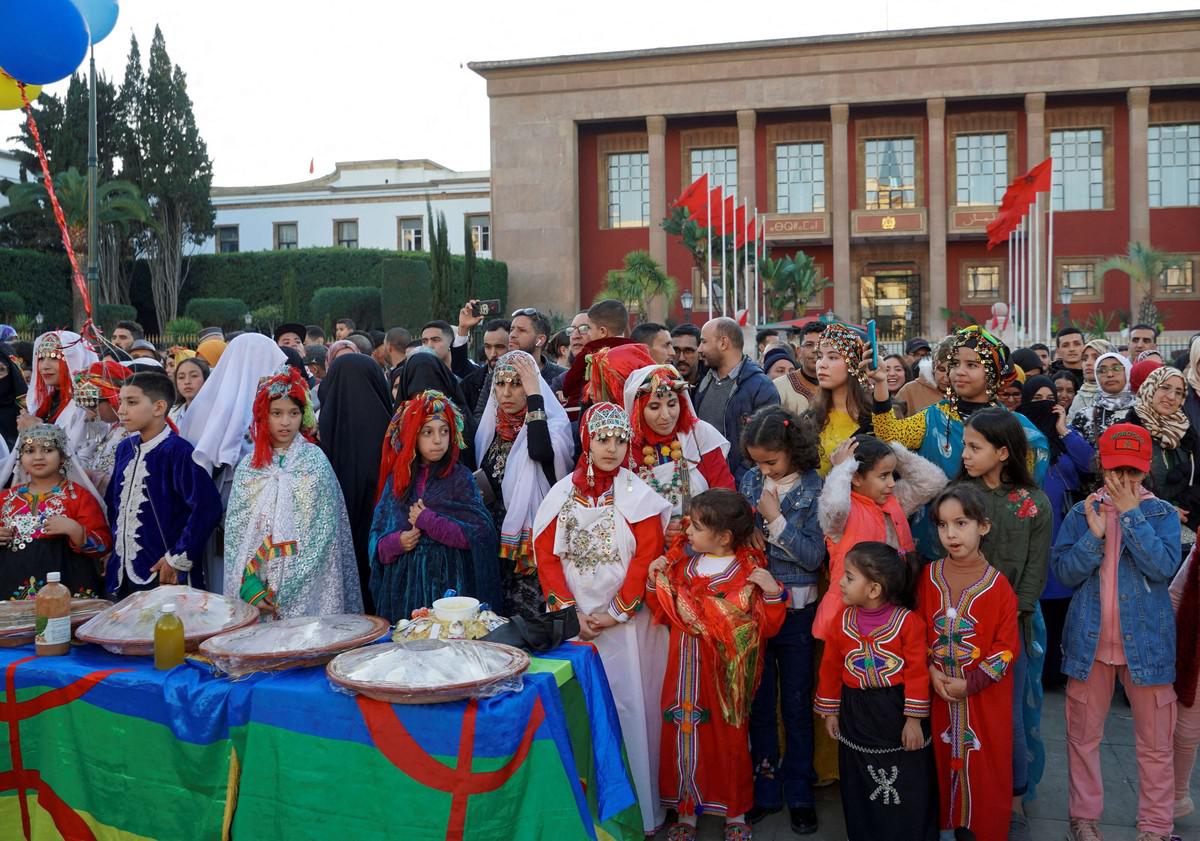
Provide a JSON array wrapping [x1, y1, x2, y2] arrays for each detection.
[[76, 585, 259, 655], [0, 599, 111, 647], [326, 639, 529, 704], [199, 614, 391, 677]]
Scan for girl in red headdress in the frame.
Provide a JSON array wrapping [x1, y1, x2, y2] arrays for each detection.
[[368, 389, 501, 624], [533, 401, 672, 835]]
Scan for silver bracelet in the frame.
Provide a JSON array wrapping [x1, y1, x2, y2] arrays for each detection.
[[526, 409, 547, 422]]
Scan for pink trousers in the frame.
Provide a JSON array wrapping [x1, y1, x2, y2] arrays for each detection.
[[1174, 677, 1200, 802], [1066, 661, 1177, 835]]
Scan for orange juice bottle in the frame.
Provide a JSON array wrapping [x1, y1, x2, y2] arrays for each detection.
[[34, 572, 71, 656], [154, 603, 185, 670]]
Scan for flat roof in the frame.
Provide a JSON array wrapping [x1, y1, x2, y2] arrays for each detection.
[[470, 10, 1200, 74]]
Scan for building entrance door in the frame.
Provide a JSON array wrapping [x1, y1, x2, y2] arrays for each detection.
[[860, 267, 921, 342]]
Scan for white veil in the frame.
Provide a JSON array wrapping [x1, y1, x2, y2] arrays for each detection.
[[27, 331, 99, 457]]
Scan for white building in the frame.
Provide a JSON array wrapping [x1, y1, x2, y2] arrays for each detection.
[[0, 150, 20, 208], [202, 159, 491, 257]]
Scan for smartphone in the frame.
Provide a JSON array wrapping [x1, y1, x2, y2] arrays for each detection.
[[472, 299, 502, 318], [866, 320, 879, 370]]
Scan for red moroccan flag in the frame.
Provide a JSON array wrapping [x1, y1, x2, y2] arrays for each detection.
[[736, 215, 757, 249], [674, 173, 709, 219], [987, 158, 1052, 249], [715, 195, 736, 235], [691, 187, 725, 228], [309, 158, 314, 174]]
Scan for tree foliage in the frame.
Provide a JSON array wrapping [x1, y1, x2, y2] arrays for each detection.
[[596, 250, 677, 322], [762, 251, 830, 321], [426, 199, 453, 322], [1097, 241, 1184, 329]]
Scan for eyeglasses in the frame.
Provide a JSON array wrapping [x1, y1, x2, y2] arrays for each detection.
[[1097, 365, 1125, 376], [511, 307, 538, 318], [566, 325, 591, 336]]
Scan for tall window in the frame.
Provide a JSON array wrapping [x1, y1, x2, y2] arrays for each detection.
[[1060, 263, 1097, 298], [399, 218, 423, 251], [955, 133, 1008, 206], [216, 226, 238, 254], [335, 220, 358, 248], [690, 147, 737, 197], [607, 152, 649, 228], [470, 216, 491, 252], [274, 222, 298, 250], [775, 142, 825, 213], [864, 138, 916, 209], [965, 265, 1001, 300], [1161, 260, 1195, 296], [1051, 129, 1104, 210], [1149, 124, 1200, 207]]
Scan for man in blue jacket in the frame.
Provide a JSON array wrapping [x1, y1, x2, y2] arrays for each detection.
[[694, 317, 781, 481]]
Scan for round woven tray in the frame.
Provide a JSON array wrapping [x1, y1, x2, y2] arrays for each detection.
[[76, 587, 259, 656], [0, 599, 112, 648], [200, 614, 391, 676], [326, 639, 530, 705]]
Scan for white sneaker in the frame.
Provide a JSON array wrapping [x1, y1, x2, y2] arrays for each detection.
[[1175, 794, 1194, 818]]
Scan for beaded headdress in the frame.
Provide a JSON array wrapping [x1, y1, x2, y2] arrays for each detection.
[[35, 332, 65, 361], [635, 366, 689, 398], [72, 373, 101, 409], [585, 402, 632, 441], [819, 323, 870, 389], [491, 351, 524, 386], [377, 389, 467, 501], [249, 365, 318, 467], [16, 423, 69, 457], [949, 325, 1010, 401]]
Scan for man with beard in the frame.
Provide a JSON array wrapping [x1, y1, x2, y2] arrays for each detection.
[[774, 320, 822, 415], [451, 302, 513, 420], [670, 323, 703, 388]]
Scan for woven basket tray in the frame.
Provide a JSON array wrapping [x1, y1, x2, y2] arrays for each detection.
[[326, 639, 529, 704], [76, 586, 258, 655], [0, 599, 111, 648], [200, 614, 391, 676]]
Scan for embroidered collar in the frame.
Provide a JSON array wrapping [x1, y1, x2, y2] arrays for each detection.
[[134, 423, 172, 455]]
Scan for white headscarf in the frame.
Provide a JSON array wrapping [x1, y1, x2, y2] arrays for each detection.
[[179, 333, 287, 473], [0, 423, 106, 510], [1093, 351, 1135, 414], [27, 330, 99, 457], [474, 350, 574, 549]]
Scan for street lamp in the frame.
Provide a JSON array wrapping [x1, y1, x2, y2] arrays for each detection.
[[244, 312, 253, 332], [680, 289, 694, 324], [1059, 286, 1073, 328], [34, 312, 43, 332]]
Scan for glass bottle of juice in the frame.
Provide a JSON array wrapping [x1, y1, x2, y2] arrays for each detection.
[[34, 571, 71, 656], [154, 603, 185, 670]]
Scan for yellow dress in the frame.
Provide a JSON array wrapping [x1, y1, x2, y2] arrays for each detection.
[[817, 409, 861, 477]]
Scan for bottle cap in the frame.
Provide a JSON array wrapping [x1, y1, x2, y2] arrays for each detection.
[[161, 603, 176, 614], [46, 572, 61, 583]]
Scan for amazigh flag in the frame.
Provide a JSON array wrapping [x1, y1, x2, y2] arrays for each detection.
[[987, 158, 1052, 248], [673, 173, 708, 219]]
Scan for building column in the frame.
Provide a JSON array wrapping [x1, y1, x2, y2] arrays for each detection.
[[737, 109, 757, 210], [831, 103, 852, 319], [647, 115, 668, 321], [927, 98, 947, 337], [1128, 87, 1152, 319]]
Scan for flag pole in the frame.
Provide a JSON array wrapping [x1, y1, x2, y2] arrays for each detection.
[[1016, 221, 1025, 343], [1047, 188, 1055, 340], [743, 196, 750, 326], [1033, 192, 1041, 345], [1007, 227, 1013, 338], [707, 188, 714, 320], [759, 213, 767, 324], [721, 195, 728, 316], [753, 207, 760, 328]]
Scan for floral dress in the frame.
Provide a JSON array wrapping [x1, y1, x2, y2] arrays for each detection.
[[0, 482, 109, 600]]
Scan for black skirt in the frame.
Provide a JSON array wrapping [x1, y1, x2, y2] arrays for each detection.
[[837, 684, 937, 841], [0, 536, 103, 601]]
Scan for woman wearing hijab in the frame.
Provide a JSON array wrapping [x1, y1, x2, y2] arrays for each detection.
[[1067, 337, 1114, 421], [1016, 374, 1094, 691], [397, 350, 478, 468], [1125, 363, 1199, 537], [178, 332, 287, 593], [1070, 350, 1135, 444], [318, 354, 393, 613], [474, 350, 573, 619], [1183, 337, 1200, 469], [0, 343, 28, 451]]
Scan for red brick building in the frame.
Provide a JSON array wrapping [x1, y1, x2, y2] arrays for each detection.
[[472, 12, 1200, 340]]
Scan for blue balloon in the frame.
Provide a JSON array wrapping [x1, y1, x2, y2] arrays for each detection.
[[71, 0, 119, 45], [0, 0, 90, 85]]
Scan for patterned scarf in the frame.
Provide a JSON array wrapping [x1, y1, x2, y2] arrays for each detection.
[[1133, 367, 1189, 450], [820, 323, 869, 390]]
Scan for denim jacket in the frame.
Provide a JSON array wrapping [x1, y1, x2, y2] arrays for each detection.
[[1051, 495, 1183, 686], [738, 467, 825, 589]]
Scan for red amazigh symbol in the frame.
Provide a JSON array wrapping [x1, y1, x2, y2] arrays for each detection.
[[2, 657, 130, 841], [357, 696, 546, 841]]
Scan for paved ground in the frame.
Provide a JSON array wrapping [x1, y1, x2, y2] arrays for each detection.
[[654, 685, 1199, 839]]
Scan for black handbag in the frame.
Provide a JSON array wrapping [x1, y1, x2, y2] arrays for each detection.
[[481, 606, 580, 653]]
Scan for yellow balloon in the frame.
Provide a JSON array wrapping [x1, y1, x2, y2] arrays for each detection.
[[0, 69, 41, 111]]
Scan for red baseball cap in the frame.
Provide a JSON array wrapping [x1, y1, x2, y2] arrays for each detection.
[[1098, 423, 1152, 473]]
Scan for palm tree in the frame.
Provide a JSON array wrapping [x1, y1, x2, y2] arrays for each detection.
[[596, 250, 677, 323], [0, 167, 151, 308], [762, 251, 830, 321], [1097, 241, 1185, 328]]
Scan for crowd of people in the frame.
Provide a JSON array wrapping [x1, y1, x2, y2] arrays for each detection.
[[0, 306, 1196, 841]]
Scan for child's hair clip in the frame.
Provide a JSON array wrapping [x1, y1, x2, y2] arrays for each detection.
[[782, 418, 790, 427]]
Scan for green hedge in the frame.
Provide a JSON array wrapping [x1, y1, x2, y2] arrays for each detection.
[[0, 249, 72, 328], [310, 287, 382, 331], [95, 303, 137, 333], [184, 298, 250, 331], [0, 246, 508, 333]]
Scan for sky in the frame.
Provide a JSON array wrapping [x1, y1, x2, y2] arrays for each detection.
[[2, 0, 1195, 188]]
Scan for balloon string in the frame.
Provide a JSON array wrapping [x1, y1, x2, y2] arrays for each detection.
[[19, 82, 93, 325]]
